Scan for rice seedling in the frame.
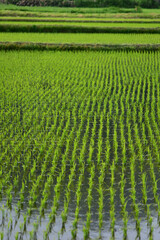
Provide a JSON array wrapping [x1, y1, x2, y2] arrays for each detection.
[[127, 116, 141, 238], [71, 165, 84, 239], [110, 160, 115, 239], [83, 163, 95, 239], [0, 232, 4, 240], [0, 50, 160, 239], [119, 117, 128, 239]]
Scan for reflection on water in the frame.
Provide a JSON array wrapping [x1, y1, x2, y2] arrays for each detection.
[[1, 202, 160, 239], [1, 165, 160, 240]]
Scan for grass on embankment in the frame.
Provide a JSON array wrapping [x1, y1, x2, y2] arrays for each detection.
[[1, 21, 160, 28], [0, 33, 160, 45], [0, 24, 160, 33], [1, 10, 160, 19], [0, 4, 144, 14], [0, 41, 160, 51], [1, 17, 160, 23], [0, 4, 159, 15], [0, 4, 160, 18]]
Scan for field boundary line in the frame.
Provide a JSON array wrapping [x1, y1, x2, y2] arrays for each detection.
[[1, 41, 160, 51], [1, 18, 160, 23], [0, 24, 160, 33]]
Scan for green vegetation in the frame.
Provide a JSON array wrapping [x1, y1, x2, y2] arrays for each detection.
[[0, 23, 160, 33], [1, 20, 160, 28], [1, 4, 160, 18], [1, 16, 160, 22], [0, 32, 160, 44], [1, 11, 160, 19], [0, 4, 145, 12], [1, 50, 160, 238], [1, 41, 160, 51], [1, 2, 160, 239]]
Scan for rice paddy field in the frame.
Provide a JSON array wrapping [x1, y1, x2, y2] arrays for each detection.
[[0, 32, 160, 45], [1, 4, 160, 240]]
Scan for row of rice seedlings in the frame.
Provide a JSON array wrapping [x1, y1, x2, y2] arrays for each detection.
[[96, 64, 114, 236], [21, 110, 59, 184], [87, 114, 97, 166], [13, 104, 70, 235], [60, 95, 93, 231], [13, 115, 67, 236], [105, 114, 110, 168], [156, 77, 160, 129], [16, 112, 63, 206], [106, 76, 119, 231], [95, 61, 113, 235], [28, 116, 70, 212], [145, 110, 160, 163], [134, 70, 159, 236], [127, 112, 141, 238], [120, 168, 128, 240], [28, 113, 70, 211], [71, 165, 84, 239], [133, 122, 153, 238], [0, 93, 55, 200], [83, 163, 95, 239], [150, 97, 160, 149], [71, 114, 91, 239], [97, 160, 105, 238], [140, 114, 160, 232], [61, 163, 76, 228], [107, 56, 127, 239], [22, 115, 58, 179], [60, 115, 79, 228], [1, 51, 160, 238], [149, 78, 160, 155], [82, 111, 98, 239], [142, 173, 154, 239], [113, 122, 118, 165], [1, 83, 24, 129], [43, 101, 92, 237], [43, 133, 72, 239], [143, 76, 160, 166], [0, 84, 45, 161], [0, 51, 78, 146], [131, 62, 158, 236], [147, 145, 160, 224], [145, 142, 160, 224], [119, 103, 128, 239], [97, 113, 103, 166], [0, 50, 97, 224], [110, 160, 115, 240]]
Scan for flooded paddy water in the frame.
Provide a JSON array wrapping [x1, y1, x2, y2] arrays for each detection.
[[1, 50, 160, 239]]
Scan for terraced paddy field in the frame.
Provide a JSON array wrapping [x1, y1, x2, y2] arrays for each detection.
[[1, 4, 160, 240], [1, 50, 160, 240], [1, 21, 160, 28], [1, 13, 160, 35], [0, 32, 160, 45], [0, 5, 160, 18]]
